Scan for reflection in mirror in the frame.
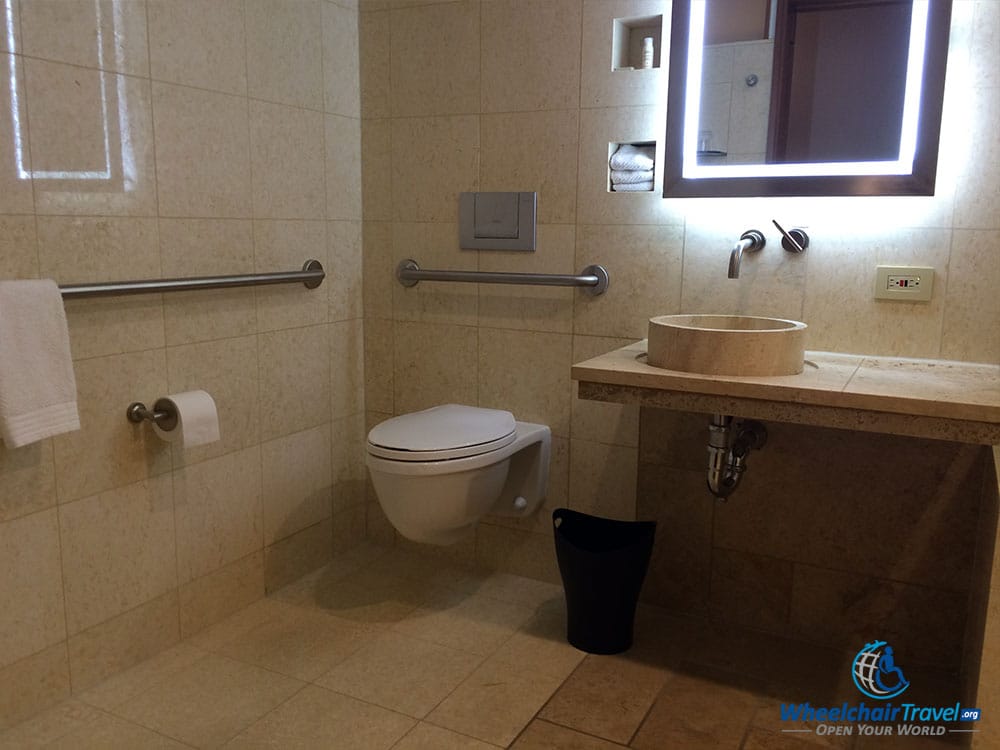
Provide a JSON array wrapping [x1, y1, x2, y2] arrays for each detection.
[[663, 0, 953, 197]]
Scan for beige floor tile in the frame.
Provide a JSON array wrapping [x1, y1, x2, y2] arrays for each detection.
[[392, 722, 500, 749], [539, 653, 673, 744], [316, 631, 482, 718], [224, 685, 413, 750], [113, 652, 304, 748], [462, 572, 564, 611], [510, 719, 628, 749], [630, 670, 766, 750], [490, 607, 585, 681], [207, 600, 376, 681], [0, 699, 104, 749], [47, 712, 191, 749], [427, 657, 565, 747], [78, 643, 205, 711], [391, 591, 535, 656], [742, 725, 853, 749]]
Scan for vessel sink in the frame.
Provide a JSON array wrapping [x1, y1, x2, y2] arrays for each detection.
[[647, 314, 807, 376]]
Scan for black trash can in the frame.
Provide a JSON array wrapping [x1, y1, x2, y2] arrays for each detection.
[[552, 508, 656, 655]]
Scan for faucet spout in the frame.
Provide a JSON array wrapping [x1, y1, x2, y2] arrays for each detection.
[[727, 229, 766, 279]]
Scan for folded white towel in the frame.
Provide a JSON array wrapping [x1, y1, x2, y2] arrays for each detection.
[[0, 280, 80, 448], [611, 169, 654, 185], [612, 181, 654, 192], [609, 144, 655, 171]]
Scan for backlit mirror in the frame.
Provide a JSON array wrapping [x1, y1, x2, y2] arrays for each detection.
[[663, 0, 953, 197]]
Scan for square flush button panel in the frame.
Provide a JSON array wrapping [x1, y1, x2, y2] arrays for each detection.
[[459, 192, 537, 251], [874, 265, 934, 302]]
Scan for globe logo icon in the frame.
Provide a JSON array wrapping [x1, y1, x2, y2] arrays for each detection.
[[852, 640, 910, 700]]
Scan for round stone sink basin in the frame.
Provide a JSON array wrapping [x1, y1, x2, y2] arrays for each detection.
[[647, 314, 807, 376]]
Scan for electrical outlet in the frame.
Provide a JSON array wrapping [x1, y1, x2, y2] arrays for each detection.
[[874, 265, 934, 302]]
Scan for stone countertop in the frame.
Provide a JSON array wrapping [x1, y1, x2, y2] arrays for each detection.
[[571, 341, 1000, 444]]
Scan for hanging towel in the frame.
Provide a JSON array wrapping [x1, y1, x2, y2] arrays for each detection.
[[0, 280, 80, 448], [609, 144, 655, 171], [612, 180, 654, 192], [611, 169, 655, 185]]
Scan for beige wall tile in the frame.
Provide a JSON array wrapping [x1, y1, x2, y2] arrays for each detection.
[[571, 335, 639, 446], [710, 548, 793, 633], [332, 502, 369, 554], [574, 223, 683, 339], [331, 318, 366, 420], [67, 590, 180, 693], [389, 1, 479, 117], [245, 0, 324, 110], [481, 111, 580, 225], [0, 643, 71, 732], [392, 222, 478, 326], [361, 118, 392, 221], [0, 439, 56, 524], [393, 321, 478, 413], [253, 220, 330, 331], [365, 317, 394, 413], [391, 115, 479, 222], [147, 0, 247, 95], [363, 221, 394, 319], [332, 413, 367, 513], [249, 102, 326, 220], [326, 114, 363, 220], [0, 216, 38, 279], [478, 328, 573, 438], [53, 350, 170, 503], [637, 408, 708, 470], [954, 85, 1000, 229], [475, 524, 560, 584], [478, 226, 576, 335], [0, 54, 33, 214], [152, 82, 251, 218], [568, 439, 637, 521], [27, 61, 157, 217], [264, 518, 334, 593], [228, 684, 414, 748], [115, 652, 304, 749], [0, 509, 65, 668], [159, 218, 256, 346], [324, 1, 361, 117], [18, 0, 148, 76], [262, 426, 333, 545], [174, 447, 262, 583], [165, 335, 261, 467], [942, 230, 1000, 363], [59, 476, 176, 635], [328, 219, 364, 322], [481, 0, 582, 112], [259, 324, 333, 440], [37, 217, 163, 360], [179, 551, 264, 639], [360, 11, 390, 119], [580, 0, 666, 108]]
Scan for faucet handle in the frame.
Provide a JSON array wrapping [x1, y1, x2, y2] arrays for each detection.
[[772, 220, 809, 253]]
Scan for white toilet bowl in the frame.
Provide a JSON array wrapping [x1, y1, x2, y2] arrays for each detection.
[[365, 404, 551, 545]]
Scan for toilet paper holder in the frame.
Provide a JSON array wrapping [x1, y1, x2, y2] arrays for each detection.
[[126, 399, 179, 432]]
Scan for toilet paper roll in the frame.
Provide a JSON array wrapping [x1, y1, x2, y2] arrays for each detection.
[[152, 390, 220, 448]]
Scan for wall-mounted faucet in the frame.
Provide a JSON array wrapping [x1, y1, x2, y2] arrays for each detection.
[[728, 229, 766, 279]]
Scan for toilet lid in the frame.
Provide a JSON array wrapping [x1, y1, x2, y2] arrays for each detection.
[[367, 404, 516, 461]]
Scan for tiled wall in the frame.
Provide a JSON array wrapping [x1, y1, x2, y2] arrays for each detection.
[[0, 0, 365, 727], [359, 0, 999, 578]]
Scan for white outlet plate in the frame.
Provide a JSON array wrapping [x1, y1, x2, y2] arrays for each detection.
[[874, 265, 934, 302]]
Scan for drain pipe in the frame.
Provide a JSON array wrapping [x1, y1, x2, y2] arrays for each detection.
[[706, 414, 767, 500]]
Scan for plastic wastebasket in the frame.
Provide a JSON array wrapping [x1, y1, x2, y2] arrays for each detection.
[[552, 508, 656, 655]]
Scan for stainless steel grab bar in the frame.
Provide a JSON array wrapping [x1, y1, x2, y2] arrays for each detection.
[[395, 259, 609, 296], [59, 260, 325, 299]]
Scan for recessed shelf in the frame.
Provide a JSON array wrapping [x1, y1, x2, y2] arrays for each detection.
[[608, 141, 656, 193], [612, 15, 662, 71]]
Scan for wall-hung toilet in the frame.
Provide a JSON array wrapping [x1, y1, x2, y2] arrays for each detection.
[[365, 404, 551, 545]]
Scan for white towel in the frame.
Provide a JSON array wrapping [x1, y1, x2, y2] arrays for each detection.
[[609, 144, 655, 171], [612, 181, 654, 192], [0, 280, 80, 448], [611, 169, 654, 185]]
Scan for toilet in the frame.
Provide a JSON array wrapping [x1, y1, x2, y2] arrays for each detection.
[[365, 404, 551, 545]]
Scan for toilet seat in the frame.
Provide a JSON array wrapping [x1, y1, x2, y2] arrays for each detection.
[[367, 404, 517, 462]]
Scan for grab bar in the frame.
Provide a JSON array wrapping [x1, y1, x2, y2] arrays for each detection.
[[59, 260, 325, 299], [395, 259, 609, 296]]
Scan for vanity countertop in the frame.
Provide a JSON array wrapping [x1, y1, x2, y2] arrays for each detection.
[[572, 342, 1000, 444]]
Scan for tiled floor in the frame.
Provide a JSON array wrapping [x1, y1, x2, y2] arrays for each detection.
[[0, 543, 969, 749]]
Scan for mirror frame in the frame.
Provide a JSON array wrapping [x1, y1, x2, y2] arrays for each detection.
[[663, 0, 953, 198]]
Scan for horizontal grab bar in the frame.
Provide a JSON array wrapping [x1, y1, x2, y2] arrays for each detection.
[[395, 259, 609, 296], [59, 260, 325, 299]]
